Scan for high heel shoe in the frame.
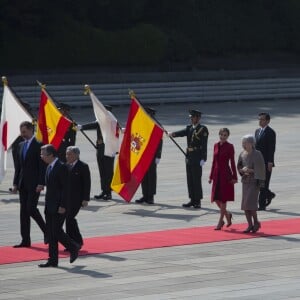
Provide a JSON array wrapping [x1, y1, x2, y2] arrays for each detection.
[[214, 220, 225, 230], [243, 226, 253, 233], [252, 222, 261, 233], [226, 213, 233, 227]]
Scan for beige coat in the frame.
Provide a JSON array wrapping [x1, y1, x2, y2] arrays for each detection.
[[237, 149, 266, 210]]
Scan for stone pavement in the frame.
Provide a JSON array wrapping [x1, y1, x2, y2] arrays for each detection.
[[0, 99, 300, 299]]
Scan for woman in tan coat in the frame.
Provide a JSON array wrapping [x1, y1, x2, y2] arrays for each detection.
[[237, 135, 265, 233]]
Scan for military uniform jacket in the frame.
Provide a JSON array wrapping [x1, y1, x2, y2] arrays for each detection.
[[81, 121, 105, 158], [173, 124, 209, 164]]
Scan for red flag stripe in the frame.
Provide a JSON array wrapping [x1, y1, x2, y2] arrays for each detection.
[[119, 125, 163, 202]]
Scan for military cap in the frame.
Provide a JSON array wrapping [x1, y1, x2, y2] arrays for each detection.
[[58, 102, 71, 111], [145, 106, 156, 116], [104, 104, 113, 112], [189, 109, 202, 117]]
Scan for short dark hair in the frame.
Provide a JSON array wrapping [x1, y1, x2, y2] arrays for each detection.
[[20, 121, 34, 131], [258, 112, 270, 121], [41, 144, 57, 157], [219, 128, 230, 136]]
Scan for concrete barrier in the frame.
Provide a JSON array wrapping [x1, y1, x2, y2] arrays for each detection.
[[3, 77, 300, 108]]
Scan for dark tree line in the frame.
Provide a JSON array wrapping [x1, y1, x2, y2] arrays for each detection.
[[1, 0, 300, 69]]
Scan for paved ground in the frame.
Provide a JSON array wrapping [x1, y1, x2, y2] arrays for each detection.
[[0, 98, 300, 299]]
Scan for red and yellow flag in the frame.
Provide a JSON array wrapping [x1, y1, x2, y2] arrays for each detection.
[[36, 89, 72, 149], [111, 96, 164, 202]]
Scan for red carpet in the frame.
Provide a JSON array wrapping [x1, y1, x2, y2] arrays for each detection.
[[1, 217, 300, 265]]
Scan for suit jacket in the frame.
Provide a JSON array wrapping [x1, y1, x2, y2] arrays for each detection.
[[255, 126, 276, 165], [67, 160, 91, 211], [13, 138, 46, 190], [44, 160, 68, 214]]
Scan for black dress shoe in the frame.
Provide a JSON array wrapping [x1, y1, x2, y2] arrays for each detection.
[[182, 202, 193, 208], [193, 204, 201, 209], [266, 193, 275, 207], [135, 197, 145, 204], [94, 192, 105, 199], [145, 199, 154, 204], [258, 207, 266, 211], [13, 242, 31, 248], [70, 243, 80, 263], [38, 261, 58, 268], [103, 194, 112, 200]]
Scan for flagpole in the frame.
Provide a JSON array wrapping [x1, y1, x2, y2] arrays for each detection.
[[84, 84, 120, 150], [79, 129, 97, 149], [128, 90, 187, 157]]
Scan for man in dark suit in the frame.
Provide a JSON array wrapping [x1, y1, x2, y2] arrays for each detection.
[[169, 110, 209, 209], [12, 121, 47, 248], [135, 107, 163, 204], [255, 112, 276, 210], [65, 146, 91, 247], [39, 144, 80, 268], [80, 105, 115, 200]]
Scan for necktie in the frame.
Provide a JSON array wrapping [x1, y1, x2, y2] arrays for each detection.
[[259, 128, 264, 137], [46, 165, 52, 180], [22, 141, 28, 159]]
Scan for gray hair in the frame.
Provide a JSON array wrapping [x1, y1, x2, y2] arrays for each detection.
[[242, 134, 256, 147], [66, 146, 80, 156]]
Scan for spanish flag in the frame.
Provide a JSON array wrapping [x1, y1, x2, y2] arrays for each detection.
[[36, 89, 72, 149], [111, 96, 164, 202]]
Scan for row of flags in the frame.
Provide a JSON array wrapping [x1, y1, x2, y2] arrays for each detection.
[[0, 78, 164, 202]]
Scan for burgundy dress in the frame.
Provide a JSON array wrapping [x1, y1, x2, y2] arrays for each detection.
[[209, 141, 237, 203]]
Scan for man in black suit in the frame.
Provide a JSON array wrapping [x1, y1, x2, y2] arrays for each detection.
[[135, 107, 163, 204], [255, 112, 276, 210], [65, 146, 91, 247], [169, 110, 209, 209], [80, 105, 115, 200], [39, 144, 80, 267], [12, 121, 47, 248]]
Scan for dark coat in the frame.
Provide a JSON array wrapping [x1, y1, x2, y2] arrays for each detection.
[[255, 126, 276, 165], [44, 160, 68, 214], [173, 123, 209, 163], [66, 160, 91, 212], [13, 138, 46, 189], [209, 141, 237, 203]]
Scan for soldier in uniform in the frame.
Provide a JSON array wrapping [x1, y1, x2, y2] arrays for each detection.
[[80, 105, 115, 200], [135, 107, 163, 204], [169, 109, 209, 209], [57, 103, 77, 162]]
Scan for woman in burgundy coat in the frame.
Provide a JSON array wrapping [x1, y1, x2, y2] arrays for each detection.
[[209, 128, 238, 230]]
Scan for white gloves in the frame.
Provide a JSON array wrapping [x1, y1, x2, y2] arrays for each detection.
[[155, 158, 160, 164], [200, 160, 205, 167], [76, 124, 82, 130]]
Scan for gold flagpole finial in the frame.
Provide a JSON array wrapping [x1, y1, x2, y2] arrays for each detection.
[[84, 84, 91, 95], [2, 76, 8, 86], [36, 80, 46, 89], [128, 89, 136, 99]]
